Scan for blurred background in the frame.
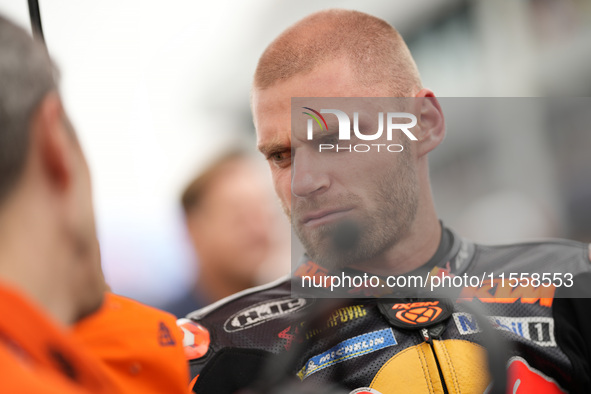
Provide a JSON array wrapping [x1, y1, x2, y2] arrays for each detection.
[[0, 0, 589, 308]]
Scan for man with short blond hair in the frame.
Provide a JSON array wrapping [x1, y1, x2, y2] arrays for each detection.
[[254, 9, 422, 97], [183, 9, 591, 393]]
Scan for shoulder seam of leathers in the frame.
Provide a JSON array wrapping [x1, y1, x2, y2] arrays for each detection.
[[186, 274, 291, 320], [476, 237, 587, 250]]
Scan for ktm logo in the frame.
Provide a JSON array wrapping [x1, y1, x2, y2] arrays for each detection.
[[392, 302, 442, 325]]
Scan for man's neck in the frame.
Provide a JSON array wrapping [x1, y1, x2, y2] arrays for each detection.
[[0, 197, 74, 326], [195, 265, 256, 303], [350, 207, 442, 277]]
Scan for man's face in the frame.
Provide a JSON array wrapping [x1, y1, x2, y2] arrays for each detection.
[[253, 59, 419, 269], [61, 117, 104, 321]]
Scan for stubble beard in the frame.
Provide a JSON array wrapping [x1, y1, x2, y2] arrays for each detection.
[[290, 147, 419, 270]]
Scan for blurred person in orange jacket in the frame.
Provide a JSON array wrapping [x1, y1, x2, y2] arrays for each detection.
[[0, 13, 188, 393], [0, 12, 114, 393], [73, 291, 189, 394]]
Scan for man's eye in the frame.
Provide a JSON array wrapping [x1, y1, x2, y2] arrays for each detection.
[[327, 135, 339, 145], [319, 134, 339, 145], [268, 151, 291, 167], [271, 151, 285, 160]]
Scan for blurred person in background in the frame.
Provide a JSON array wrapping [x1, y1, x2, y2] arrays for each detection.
[[0, 13, 188, 393], [165, 150, 280, 317]]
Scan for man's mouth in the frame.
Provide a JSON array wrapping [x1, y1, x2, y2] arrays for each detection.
[[300, 208, 354, 228]]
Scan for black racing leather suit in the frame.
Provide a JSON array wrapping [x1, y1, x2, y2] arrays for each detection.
[[181, 226, 591, 393]]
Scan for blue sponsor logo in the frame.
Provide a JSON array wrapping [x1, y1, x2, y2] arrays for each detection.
[[297, 328, 397, 380], [452, 313, 556, 347]]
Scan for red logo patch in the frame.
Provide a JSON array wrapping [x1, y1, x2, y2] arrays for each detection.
[[506, 357, 565, 393], [178, 318, 210, 360]]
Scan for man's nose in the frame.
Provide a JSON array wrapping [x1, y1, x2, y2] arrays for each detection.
[[291, 150, 329, 198]]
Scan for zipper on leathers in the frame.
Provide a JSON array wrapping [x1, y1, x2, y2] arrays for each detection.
[[421, 326, 449, 394]]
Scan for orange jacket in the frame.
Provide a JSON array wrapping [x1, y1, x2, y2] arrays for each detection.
[[0, 284, 118, 394], [73, 292, 190, 394]]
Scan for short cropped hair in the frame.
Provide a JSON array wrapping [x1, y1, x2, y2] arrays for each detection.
[[254, 9, 422, 96], [0, 14, 59, 203], [181, 150, 248, 215]]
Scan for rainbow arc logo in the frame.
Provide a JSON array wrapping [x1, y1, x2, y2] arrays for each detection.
[[302, 107, 328, 132]]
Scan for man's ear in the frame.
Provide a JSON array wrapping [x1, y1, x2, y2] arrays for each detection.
[[413, 88, 445, 157], [31, 92, 73, 192]]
